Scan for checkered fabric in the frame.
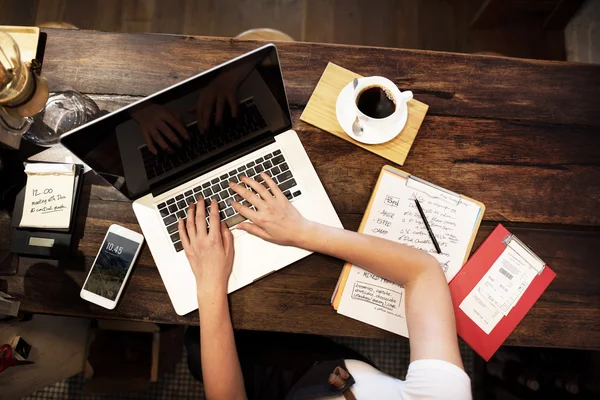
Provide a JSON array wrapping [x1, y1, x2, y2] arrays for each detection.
[[21, 379, 70, 400], [22, 352, 205, 400], [23, 336, 475, 399]]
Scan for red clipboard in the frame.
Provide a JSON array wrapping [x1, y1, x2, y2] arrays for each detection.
[[449, 224, 556, 361]]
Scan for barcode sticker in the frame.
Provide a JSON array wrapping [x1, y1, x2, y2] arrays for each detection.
[[499, 267, 513, 280]]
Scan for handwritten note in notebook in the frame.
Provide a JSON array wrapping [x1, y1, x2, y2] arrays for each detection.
[[19, 163, 76, 229], [337, 169, 482, 337]]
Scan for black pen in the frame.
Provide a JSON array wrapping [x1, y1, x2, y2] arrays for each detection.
[[414, 199, 442, 254]]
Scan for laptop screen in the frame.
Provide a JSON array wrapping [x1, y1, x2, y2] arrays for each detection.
[[61, 45, 291, 200]]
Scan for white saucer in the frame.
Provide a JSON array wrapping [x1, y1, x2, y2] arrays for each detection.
[[335, 82, 408, 145]]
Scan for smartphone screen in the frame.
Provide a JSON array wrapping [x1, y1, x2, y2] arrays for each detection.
[[83, 232, 140, 300]]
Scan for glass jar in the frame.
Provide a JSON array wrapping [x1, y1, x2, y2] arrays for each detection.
[[23, 91, 100, 147]]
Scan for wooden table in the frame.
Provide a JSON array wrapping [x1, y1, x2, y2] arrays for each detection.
[[2, 29, 600, 351]]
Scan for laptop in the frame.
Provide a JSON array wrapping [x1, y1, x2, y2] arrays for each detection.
[[60, 44, 342, 315]]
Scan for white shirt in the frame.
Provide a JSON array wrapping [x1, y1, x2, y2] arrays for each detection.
[[317, 359, 472, 400]]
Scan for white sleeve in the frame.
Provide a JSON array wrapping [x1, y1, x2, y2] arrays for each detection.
[[400, 359, 472, 400]]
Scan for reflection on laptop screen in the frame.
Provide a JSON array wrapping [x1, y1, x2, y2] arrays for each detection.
[[61, 45, 291, 199]]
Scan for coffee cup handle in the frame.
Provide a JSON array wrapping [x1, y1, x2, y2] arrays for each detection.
[[399, 90, 413, 103]]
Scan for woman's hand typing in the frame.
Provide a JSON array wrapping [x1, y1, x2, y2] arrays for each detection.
[[229, 172, 313, 247], [178, 200, 234, 296]]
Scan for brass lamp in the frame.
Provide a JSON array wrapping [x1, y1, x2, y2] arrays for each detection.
[[0, 31, 49, 136], [1, 30, 99, 147]]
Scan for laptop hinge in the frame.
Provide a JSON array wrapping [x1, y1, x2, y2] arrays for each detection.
[[151, 135, 276, 197]]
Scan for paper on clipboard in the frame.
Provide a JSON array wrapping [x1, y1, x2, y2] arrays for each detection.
[[335, 166, 485, 337], [459, 238, 546, 334]]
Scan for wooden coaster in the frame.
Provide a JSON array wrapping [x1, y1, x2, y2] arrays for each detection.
[[300, 63, 428, 166]]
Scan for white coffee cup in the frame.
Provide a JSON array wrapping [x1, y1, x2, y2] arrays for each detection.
[[351, 76, 412, 137]]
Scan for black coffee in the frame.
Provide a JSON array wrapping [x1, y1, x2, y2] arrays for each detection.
[[356, 86, 396, 119]]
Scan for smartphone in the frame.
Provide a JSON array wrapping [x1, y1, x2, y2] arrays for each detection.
[[80, 224, 144, 309]]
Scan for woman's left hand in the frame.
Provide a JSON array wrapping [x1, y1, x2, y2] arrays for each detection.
[[178, 200, 234, 296]]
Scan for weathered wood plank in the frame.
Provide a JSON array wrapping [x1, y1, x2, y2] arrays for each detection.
[[3, 29, 599, 352], [57, 97, 600, 227], [39, 29, 600, 127], [294, 113, 600, 226], [3, 204, 599, 350]]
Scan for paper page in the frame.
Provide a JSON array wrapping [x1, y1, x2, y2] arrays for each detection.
[[406, 177, 460, 205], [339, 266, 408, 336], [498, 241, 545, 314], [338, 171, 481, 337], [479, 245, 538, 315], [457, 289, 504, 334], [19, 163, 76, 229], [28, 144, 91, 173], [459, 243, 541, 334]]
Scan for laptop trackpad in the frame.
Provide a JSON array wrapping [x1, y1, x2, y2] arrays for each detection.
[[232, 233, 298, 285]]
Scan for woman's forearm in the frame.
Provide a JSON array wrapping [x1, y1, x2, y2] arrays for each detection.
[[198, 290, 246, 400], [297, 221, 440, 286], [228, 174, 464, 369], [297, 221, 464, 368]]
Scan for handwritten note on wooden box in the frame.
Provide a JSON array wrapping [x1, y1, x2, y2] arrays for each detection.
[[337, 169, 483, 337], [19, 163, 76, 229]]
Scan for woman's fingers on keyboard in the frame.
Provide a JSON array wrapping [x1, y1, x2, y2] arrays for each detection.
[[261, 172, 284, 199], [186, 202, 197, 237], [195, 197, 207, 235], [178, 218, 189, 248], [209, 200, 221, 238], [240, 176, 271, 201], [232, 200, 259, 222], [229, 179, 265, 209]]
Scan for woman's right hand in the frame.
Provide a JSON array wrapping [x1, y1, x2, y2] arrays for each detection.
[[229, 172, 313, 247]]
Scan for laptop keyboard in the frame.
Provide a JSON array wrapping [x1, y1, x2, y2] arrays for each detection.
[[155, 149, 302, 252], [141, 99, 268, 180]]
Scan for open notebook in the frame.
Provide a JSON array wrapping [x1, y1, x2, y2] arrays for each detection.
[[331, 165, 485, 337]]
